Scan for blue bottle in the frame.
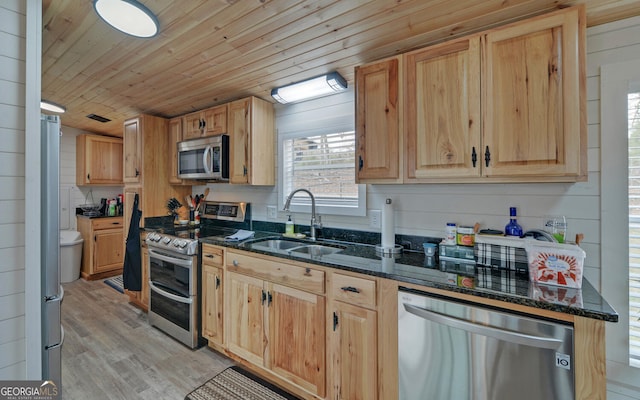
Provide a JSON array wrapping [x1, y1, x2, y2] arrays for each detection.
[[505, 207, 523, 237]]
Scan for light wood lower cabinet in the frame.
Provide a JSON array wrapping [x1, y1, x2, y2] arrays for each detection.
[[225, 250, 326, 398], [204, 248, 606, 400], [202, 244, 225, 348], [127, 245, 149, 311], [330, 301, 377, 400], [329, 272, 378, 400], [77, 216, 124, 280]]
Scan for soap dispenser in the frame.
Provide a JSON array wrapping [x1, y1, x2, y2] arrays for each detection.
[[285, 215, 294, 235]]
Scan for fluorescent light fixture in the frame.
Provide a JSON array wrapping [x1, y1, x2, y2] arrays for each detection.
[[40, 100, 66, 114], [271, 72, 348, 104], [93, 0, 159, 38]]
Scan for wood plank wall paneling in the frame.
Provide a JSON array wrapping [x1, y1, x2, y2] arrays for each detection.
[[0, 0, 27, 380]]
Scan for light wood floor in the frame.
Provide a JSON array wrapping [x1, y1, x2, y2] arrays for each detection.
[[61, 278, 233, 400]]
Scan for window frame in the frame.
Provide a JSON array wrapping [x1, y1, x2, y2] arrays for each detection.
[[601, 59, 640, 383], [278, 126, 366, 217]]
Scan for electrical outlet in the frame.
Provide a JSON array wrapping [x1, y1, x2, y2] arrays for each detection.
[[369, 209, 381, 229], [267, 206, 277, 219]]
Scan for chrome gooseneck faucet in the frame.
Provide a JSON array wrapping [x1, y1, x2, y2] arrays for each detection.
[[283, 188, 322, 241]]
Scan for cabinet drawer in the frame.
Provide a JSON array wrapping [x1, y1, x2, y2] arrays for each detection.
[[331, 273, 376, 308], [227, 251, 325, 294], [202, 244, 224, 267], [92, 217, 123, 230]]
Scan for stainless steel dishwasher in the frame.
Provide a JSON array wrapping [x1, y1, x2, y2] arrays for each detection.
[[398, 289, 575, 400]]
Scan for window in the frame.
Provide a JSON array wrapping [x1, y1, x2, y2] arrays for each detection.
[[280, 130, 365, 216], [602, 60, 640, 381], [629, 90, 640, 366], [277, 90, 365, 217]]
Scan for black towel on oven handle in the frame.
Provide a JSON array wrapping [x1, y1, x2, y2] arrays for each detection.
[[123, 193, 142, 291]]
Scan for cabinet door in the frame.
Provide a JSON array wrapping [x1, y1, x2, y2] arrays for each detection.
[[140, 246, 149, 308], [228, 98, 250, 184], [225, 271, 266, 366], [93, 228, 124, 273], [123, 117, 142, 184], [268, 283, 325, 398], [203, 104, 228, 136], [122, 186, 141, 255], [482, 6, 585, 179], [405, 37, 481, 180], [168, 117, 184, 185], [202, 264, 224, 346], [331, 301, 377, 400], [355, 57, 401, 182], [182, 112, 204, 140], [77, 135, 123, 185]]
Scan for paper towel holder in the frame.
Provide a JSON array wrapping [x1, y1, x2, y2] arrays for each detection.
[[376, 244, 403, 255]]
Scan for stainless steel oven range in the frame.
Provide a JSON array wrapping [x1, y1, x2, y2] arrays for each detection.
[[144, 201, 250, 348], [145, 231, 200, 348]]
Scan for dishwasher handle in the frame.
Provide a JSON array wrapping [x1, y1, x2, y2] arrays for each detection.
[[403, 303, 564, 350]]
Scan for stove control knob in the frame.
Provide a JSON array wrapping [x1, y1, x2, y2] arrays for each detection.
[[178, 240, 188, 248], [171, 238, 181, 247], [162, 236, 171, 244]]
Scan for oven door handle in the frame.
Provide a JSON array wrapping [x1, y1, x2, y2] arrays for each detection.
[[148, 248, 193, 268], [149, 281, 193, 304]]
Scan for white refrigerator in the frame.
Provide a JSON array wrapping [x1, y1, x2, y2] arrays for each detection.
[[41, 114, 63, 383]]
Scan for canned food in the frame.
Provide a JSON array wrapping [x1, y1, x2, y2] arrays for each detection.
[[456, 226, 475, 247]]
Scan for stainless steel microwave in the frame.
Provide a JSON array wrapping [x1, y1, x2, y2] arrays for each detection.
[[177, 134, 229, 180]]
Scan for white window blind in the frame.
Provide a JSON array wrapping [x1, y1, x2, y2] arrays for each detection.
[[628, 90, 640, 366], [277, 90, 365, 216], [282, 131, 359, 209]]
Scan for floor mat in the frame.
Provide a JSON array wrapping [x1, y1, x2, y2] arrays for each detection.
[[104, 275, 124, 294], [185, 366, 300, 400]]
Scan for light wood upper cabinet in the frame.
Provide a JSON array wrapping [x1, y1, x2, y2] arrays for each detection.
[[356, 5, 586, 183], [227, 96, 275, 185], [168, 117, 182, 185], [405, 37, 481, 180], [123, 117, 142, 184], [482, 6, 586, 179], [76, 134, 123, 185], [168, 117, 197, 186], [355, 56, 401, 183], [182, 104, 228, 140]]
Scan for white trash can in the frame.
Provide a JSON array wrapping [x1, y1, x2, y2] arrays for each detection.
[[60, 230, 83, 283]]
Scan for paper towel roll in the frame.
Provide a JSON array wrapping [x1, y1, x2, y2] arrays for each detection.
[[381, 198, 395, 249]]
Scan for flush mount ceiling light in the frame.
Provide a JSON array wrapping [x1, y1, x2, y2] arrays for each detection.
[[271, 72, 348, 104], [93, 0, 159, 38], [40, 100, 66, 114]]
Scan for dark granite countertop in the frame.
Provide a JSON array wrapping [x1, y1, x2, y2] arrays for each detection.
[[200, 230, 618, 323]]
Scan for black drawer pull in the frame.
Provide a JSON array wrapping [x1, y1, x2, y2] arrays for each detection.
[[205, 254, 215, 258], [340, 286, 361, 293]]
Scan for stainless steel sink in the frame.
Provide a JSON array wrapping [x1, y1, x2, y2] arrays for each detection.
[[247, 238, 345, 258], [250, 239, 305, 251], [289, 244, 343, 256]]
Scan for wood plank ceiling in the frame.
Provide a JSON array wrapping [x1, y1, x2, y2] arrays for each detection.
[[42, 0, 640, 137]]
